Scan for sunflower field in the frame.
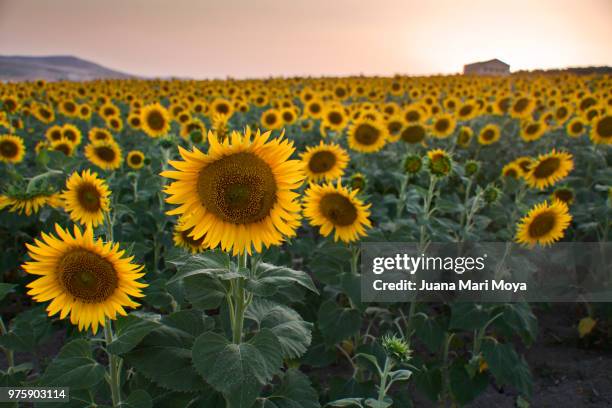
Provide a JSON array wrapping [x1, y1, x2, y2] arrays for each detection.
[[0, 74, 611, 407]]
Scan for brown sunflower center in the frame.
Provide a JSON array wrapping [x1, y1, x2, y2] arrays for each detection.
[[308, 151, 337, 174], [400, 125, 425, 144], [435, 119, 450, 133], [354, 123, 380, 145], [58, 249, 118, 303], [405, 110, 420, 122], [513, 98, 529, 113], [387, 120, 403, 135], [319, 193, 357, 226], [570, 122, 583, 133], [54, 143, 72, 156], [554, 189, 573, 203], [146, 110, 166, 131], [50, 130, 62, 141], [328, 111, 343, 125], [64, 130, 77, 142], [94, 146, 117, 163], [532, 157, 560, 178], [216, 103, 230, 115], [282, 111, 294, 122], [596, 116, 612, 138], [504, 168, 518, 178], [482, 129, 495, 140], [198, 152, 277, 224], [459, 105, 473, 117], [129, 154, 143, 165], [0, 140, 18, 158], [77, 184, 102, 212], [265, 113, 278, 125], [528, 211, 556, 238]]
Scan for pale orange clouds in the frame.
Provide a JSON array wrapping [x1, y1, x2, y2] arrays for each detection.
[[0, 0, 610, 78]]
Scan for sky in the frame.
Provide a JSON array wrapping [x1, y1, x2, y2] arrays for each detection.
[[0, 0, 610, 79]]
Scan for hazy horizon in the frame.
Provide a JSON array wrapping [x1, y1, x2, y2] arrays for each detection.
[[0, 0, 610, 79]]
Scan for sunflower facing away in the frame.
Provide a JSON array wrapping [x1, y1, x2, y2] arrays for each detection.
[[0, 134, 26, 164], [515, 200, 572, 246], [301, 141, 349, 182], [161, 128, 304, 255], [0, 191, 62, 216], [61, 170, 111, 228], [85, 140, 123, 170], [347, 118, 388, 153], [303, 179, 371, 243], [140, 103, 171, 138], [525, 150, 574, 190], [23, 224, 147, 333]]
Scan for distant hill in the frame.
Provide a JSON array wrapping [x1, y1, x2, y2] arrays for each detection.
[[0, 55, 135, 82]]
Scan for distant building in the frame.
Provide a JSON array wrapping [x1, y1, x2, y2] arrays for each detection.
[[463, 59, 510, 76]]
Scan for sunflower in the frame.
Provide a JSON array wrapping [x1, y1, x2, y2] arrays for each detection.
[[427, 149, 452, 177], [566, 117, 586, 138], [590, 113, 611, 145], [304, 99, 324, 119], [106, 116, 123, 132], [62, 124, 82, 146], [457, 102, 478, 121], [301, 141, 349, 182], [33, 104, 55, 123], [23, 224, 147, 334], [514, 156, 535, 173], [88, 127, 114, 143], [347, 118, 387, 153], [501, 162, 523, 179], [515, 200, 572, 246], [551, 186, 575, 205], [281, 108, 297, 125], [173, 222, 208, 253], [510, 96, 535, 119], [478, 124, 501, 145], [85, 140, 123, 171], [456, 126, 474, 148], [261, 108, 283, 130], [0, 134, 26, 163], [140, 103, 170, 138], [127, 150, 145, 169], [525, 150, 573, 190], [349, 172, 367, 191], [398, 123, 427, 144], [180, 119, 206, 141], [302, 180, 371, 243], [385, 115, 406, 141], [161, 128, 304, 255], [50, 138, 76, 156], [45, 125, 64, 143], [127, 113, 142, 129], [322, 105, 349, 132], [61, 170, 111, 228], [210, 98, 234, 118], [0, 191, 62, 216], [519, 120, 546, 142], [430, 114, 456, 139]]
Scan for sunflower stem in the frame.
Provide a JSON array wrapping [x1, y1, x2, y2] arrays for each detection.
[[103, 318, 121, 407], [232, 252, 248, 344], [0, 318, 14, 370]]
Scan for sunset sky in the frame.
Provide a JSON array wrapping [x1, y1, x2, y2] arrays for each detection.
[[0, 0, 610, 79]]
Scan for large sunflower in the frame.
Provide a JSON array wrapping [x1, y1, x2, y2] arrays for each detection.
[[347, 118, 387, 153], [590, 113, 611, 145], [0, 134, 26, 164], [515, 200, 572, 246], [23, 224, 146, 334], [85, 140, 123, 170], [0, 191, 62, 216], [525, 150, 573, 190], [61, 170, 111, 228], [140, 103, 171, 138], [300, 141, 349, 182], [302, 180, 371, 243], [161, 128, 304, 255]]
